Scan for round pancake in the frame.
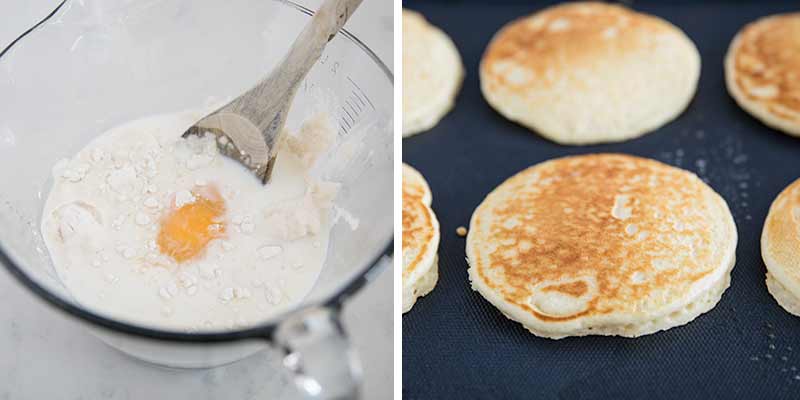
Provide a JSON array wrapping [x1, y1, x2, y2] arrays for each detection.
[[761, 178, 800, 316], [402, 164, 440, 313], [403, 9, 464, 137], [480, 2, 700, 145], [466, 154, 737, 338], [725, 13, 800, 137]]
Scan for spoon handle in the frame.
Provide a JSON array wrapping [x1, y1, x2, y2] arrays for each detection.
[[275, 0, 364, 94], [235, 0, 363, 129]]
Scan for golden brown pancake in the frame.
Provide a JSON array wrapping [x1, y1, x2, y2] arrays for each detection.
[[466, 154, 737, 338], [762, 178, 800, 316], [480, 2, 700, 145], [402, 164, 440, 313], [726, 13, 800, 136]]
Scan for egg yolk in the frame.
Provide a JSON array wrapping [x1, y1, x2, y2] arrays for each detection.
[[157, 188, 226, 263]]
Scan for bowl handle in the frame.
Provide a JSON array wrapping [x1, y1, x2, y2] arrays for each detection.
[[274, 306, 362, 399]]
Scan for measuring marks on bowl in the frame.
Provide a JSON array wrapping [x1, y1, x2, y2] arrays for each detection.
[[301, 54, 377, 139], [319, 53, 377, 138], [295, 52, 389, 187], [338, 76, 376, 138]]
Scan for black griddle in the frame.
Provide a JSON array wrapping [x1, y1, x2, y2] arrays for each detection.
[[401, 1, 800, 399]]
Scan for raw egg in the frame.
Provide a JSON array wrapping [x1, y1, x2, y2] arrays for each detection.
[[157, 185, 225, 263]]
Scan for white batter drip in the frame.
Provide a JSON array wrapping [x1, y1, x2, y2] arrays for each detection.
[[41, 111, 340, 332]]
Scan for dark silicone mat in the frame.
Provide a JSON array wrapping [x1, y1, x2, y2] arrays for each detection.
[[401, 1, 800, 399]]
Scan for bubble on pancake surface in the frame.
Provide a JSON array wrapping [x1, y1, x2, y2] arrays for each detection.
[[529, 276, 597, 318], [630, 271, 648, 284], [611, 194, 634, 220]]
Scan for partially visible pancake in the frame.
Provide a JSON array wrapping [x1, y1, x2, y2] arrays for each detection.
[[402, 164, 440, 313], [725, 13, 800, 137], [403, 9, 464, 137], [761, 178, 800, 316], [466, 154, 737, 338], [480, 2, 700, 145]]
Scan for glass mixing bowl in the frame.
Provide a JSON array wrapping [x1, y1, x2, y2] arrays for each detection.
[[0, 0, 393, 398]]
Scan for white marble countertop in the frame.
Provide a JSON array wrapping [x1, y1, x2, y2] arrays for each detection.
[[0, 1, 393, 399]]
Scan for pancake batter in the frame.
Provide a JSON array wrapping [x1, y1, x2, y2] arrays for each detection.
[[41, 111, 340, 332]]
